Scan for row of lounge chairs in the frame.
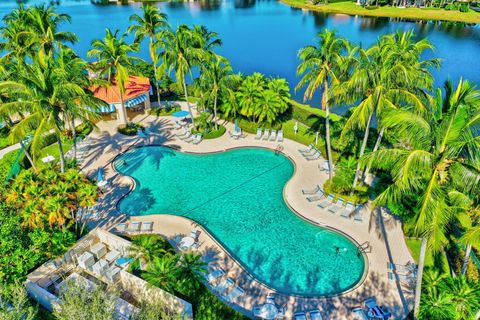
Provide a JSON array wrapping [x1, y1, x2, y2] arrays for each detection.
[[174, 128, 203, 144], [352, 298, 392, 320], [115, 221, 154, 233], [299, 143, 322, 161], [206, 266, 245, 303], [302, 185, 365, 221], [174, 120, 190, 130], [254, 128, 284, 142], [294, 310, 323, 320]]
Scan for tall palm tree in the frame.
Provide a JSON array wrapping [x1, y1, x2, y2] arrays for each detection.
[[296, 30, 346, 180], [128, 4, 168, 107], [176, 252, 207, 295], [143, 255, 178, 293], [200, 55, 233, 129], [237, 73, 265, 122], [362, 80, 480, 319], [88, 29, 140, 127]]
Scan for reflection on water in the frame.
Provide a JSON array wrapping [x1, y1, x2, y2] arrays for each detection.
[[0, 0, 479, 105]]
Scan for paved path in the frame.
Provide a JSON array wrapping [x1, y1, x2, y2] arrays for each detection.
[[78, 104, 414, 320], [0, 143, 21, 159]]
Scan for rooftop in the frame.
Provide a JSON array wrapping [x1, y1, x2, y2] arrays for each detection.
[[89, 76, 150, 104]]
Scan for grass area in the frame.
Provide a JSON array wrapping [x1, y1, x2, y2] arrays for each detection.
[[37, 139, 74, 169], [0, 149, 20, 182], [282, 0, 480, 23], [0, 127, 11, 150], [406, 238, 435, 268], [193, 125, 226, 139]]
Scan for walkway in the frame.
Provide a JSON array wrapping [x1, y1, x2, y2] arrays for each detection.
[[0, 142, 20, 159], [78, 103, 414, 320]]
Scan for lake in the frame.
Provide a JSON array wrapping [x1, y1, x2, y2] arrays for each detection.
[[1, 0, 479, 105]]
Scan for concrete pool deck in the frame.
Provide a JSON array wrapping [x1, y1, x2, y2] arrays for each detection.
[[79, 103, 415, 320]]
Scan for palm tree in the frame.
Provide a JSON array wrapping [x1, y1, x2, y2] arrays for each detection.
[[296, 30, 346, 180], [459, 201, 480, 276], [143, 255, 178, 293], [128, 4, 168, 107], [128, 235, 167, 271], [237, 73, 265, 122], [200, 55, 233, 129], [176, 252, 207, 295], [335, 31, 437, 194], [362, 80, 480, 319], [88, 29, 140, 127]]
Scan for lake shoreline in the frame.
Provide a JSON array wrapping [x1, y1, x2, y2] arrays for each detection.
[[281, 0, 480, 24]]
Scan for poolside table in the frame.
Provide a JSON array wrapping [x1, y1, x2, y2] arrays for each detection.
[[90, 243, 107, 260], [180, 236, 195, 250], [255, 303, 278, 320]]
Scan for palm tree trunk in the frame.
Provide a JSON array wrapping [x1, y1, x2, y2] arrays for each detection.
[[351, 113, 373, 196], [118, 91, 128, 127], [56, 134, 66, 173], [20, 140, 36, 171], [362, 126, 385, 182], [182, 79, 196, 128], [414, 237, 427, 320], [213, 93, 218, 130], [323, 81, 334, 180], [71, 117, 77, 160], [461, 243, 472, 276], [150, 38, 162, 108]]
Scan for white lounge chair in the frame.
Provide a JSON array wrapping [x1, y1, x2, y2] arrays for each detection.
[[262, 129, 270, 140], [115, 223, 127, 233], [269, 130, 277, 141], [318, 194, 334, 208], [213, 278, 234, 294], [294, 312, 307, 320], [354, 205, 365, 222], [175, 129, 188, 138], [309, 310, 323, 320], [352, 307, 369, 320], [180, 132, 193, 141], [306, 151, 321, 161], [302, 185, 321, 195], [254, 128, 262, 140], [140, 221, 153, 232], [306, 189, 325, 202], [299, 143, 314, 154], [388, 272, 415, 284], [223, 286, 245, 303], [387, 261, 417, 274], [127, 221, 141, 233], [206, 268, 225, 284], [328, 198, 345, 214], [277, 129, 284, 142], [192, 134, 203, 145], [340, 202, 355, 218]]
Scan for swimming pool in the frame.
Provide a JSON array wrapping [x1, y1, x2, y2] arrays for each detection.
[[115, 146, 366, 296]]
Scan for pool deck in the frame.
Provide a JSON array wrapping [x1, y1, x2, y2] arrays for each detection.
[[80, 103, 415, 320]]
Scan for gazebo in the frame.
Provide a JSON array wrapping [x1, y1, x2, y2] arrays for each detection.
[[90, 76, 152, 125]]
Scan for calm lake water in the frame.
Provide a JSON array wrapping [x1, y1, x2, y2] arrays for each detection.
[[1, 0, 479, 105]]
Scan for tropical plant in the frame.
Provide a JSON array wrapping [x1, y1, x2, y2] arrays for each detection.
[[362, 80, 480, 318], [129, 4, 168, 107], [296, 29, 346, 180], [0, 280, 37, 320], [134, 299, 180, 320], [128, 234, 168, 271], [54, 280, 119, 320], [143, 255, 179, 293], [175, 252, 207, 295], [88, 28, 141, 127]]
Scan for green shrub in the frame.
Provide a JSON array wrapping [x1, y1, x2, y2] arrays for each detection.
[[118, 123, 144, 136], [0, 149, 20, 182], [201, 125, 226, 139], [150, 105, 181, 117], [0, 127, 11, 150]]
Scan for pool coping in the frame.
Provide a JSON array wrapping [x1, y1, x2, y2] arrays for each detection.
[[109, 143, 369, 299]]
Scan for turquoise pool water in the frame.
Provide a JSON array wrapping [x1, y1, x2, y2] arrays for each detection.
[[115, 146, 365, 296]]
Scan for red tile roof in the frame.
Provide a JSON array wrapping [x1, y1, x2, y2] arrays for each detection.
[[90, 76, 150, 104]]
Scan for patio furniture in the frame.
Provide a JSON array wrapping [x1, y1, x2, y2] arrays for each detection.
[[253, 302, 278, 320], [179, 236, 195, 250], [302, 185, 321, 195], [104, 250, 121, 264], [294, 312, 307, 320], [41, 155, 55, 163], [318, 194, 335, 208], [192, 134, 203, 145], [254, 128, 263, 140], [262, 129, 270, 140], [92, 259, 109, 276], [306, 189, 325, 202], [299, 143, 314, 154], [206, 268, 225, 284], [90, 243, 107, 260], [181, 132, 193, 141], [269, 130, 277, 141], [388, 272, 415, 284], [328, 198, 345, 214], [309, 310, 323, 320], [352, 307, 369, 320], [115, 223, 127, 233], [354, 205, 365, 222], [223, 286, 245, 303], [213, 278, 234, 294], [277, 130, 283, 142], [140, 221, 153, 232], [105, 265, 122, 282], [127, 221, 141, 232], [306, 151, 321, 161], [340, 202, 355, 218], [77, 252, 95, 270], [387, 261, 417, 274]]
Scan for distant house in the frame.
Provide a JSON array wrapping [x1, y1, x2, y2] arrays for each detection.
[[89, 76, 152, 125]]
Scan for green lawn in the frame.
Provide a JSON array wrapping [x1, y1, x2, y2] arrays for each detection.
[[406, 238, 434, 268], [36, 139, 74, 169], [282, 0, 480, 23]]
